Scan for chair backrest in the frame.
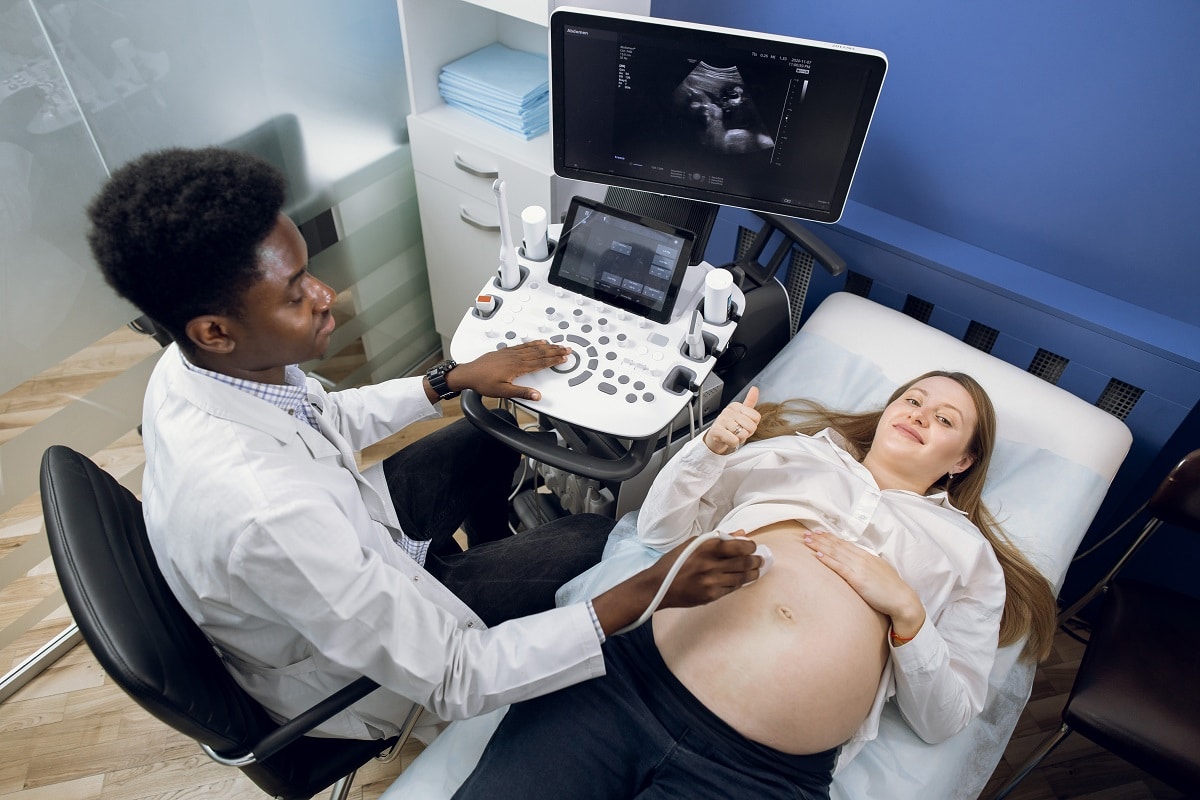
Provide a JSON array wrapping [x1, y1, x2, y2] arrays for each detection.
[[39, 445, 275, 756], [41, 445, 403, 799], [1147, 449, 1200, 533]]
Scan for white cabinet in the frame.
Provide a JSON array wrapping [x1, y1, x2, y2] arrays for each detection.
[[397, 0, 650, 346]]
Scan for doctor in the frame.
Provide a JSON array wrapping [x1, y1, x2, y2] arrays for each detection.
[[85, 147, 762, 743]]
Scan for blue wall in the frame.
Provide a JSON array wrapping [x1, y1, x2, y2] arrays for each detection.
[[650, 0, 1200, 604], [651, 0, 1200, 330]]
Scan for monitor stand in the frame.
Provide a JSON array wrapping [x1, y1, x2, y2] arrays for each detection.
[[601, 187, 718, 266]]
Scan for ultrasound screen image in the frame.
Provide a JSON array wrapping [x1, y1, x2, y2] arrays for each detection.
[[551, 11, 886, 222], [672, 62, 776, 156]]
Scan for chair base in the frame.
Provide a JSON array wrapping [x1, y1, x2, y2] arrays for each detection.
[[987, 722, 1072, 800], [327, 770, 354, 800]]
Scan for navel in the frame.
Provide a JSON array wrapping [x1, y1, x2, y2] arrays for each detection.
[[776, 605, 795, 621]]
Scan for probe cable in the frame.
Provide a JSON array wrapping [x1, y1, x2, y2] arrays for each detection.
[[614, 531, 724, 636]]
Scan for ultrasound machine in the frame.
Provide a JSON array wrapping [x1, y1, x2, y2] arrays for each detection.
[[452, 6, 887, 519]]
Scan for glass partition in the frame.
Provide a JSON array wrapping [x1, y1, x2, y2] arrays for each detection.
[[1, 0, 429, 699]]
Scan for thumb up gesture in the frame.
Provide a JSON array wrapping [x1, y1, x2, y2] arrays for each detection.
[[703, 386, 760, 455]]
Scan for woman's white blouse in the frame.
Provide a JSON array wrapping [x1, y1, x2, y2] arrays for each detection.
[[636, 429, 1006, 768]]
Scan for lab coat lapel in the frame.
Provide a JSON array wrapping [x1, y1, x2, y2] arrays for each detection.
[[306, 404, 401, 532], [166, 349, 405, 539]]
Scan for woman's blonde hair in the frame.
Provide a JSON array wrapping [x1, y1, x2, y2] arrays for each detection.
[[749, 371, 1057, 662]]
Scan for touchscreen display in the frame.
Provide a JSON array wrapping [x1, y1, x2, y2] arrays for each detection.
[[548, 197, 695, 324]]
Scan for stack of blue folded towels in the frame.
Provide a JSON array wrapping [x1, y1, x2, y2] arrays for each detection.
[[438, 43, 550, 139]]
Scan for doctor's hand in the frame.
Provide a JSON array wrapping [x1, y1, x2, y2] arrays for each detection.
[[803, 530, 927, 641], [591, 532, 760, 637], [703, 386, 760, 455], [444, 341, 571, 402]]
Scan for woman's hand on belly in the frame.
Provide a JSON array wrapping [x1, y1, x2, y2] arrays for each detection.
[[802, 530, 926, 640]]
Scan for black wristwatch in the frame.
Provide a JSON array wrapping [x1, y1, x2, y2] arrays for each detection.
[[425, 358, 459, 401]]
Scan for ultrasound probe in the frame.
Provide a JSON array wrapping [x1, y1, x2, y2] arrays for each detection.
[[615, 532, 775, 636], [493, 179, 521, 290]]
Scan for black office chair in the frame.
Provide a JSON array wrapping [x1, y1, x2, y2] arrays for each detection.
[[990, 449, 1200, 798], [40, 445, 420, 800]]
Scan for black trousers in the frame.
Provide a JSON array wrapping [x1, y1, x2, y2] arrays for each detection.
[[455, 620, 838, 799], [381, 414, 613, 626]]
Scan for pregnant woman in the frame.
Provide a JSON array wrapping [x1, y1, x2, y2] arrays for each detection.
[[454, 372, 1057, 800]]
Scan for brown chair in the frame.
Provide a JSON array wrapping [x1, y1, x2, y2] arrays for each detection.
[[40, 445, 420, 800], [990, 449, 1200, 798]]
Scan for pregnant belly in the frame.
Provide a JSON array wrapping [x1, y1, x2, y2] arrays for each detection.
[[653, 521, 890, 754]]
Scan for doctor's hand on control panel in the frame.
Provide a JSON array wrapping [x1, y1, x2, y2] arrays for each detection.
[[422, 340, 571, 404]]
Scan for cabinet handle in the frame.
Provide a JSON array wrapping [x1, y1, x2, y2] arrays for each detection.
[[453, 154, 499, 180], [459, 206, 501, 232]]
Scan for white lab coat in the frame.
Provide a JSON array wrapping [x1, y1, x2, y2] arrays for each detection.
[[141, 345, 604, 739]]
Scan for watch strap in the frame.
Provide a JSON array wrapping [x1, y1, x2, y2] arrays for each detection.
[[426, 359, 459, 400]]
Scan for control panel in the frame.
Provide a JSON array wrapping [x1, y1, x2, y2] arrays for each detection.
[[450, 227, 742, 439]]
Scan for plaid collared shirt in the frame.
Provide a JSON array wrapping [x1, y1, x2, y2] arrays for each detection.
[[179, 352, 431, 565], [180, 352, 319, 430]]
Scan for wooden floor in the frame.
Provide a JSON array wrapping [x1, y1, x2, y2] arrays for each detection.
[[0, 326, 1188, 800]]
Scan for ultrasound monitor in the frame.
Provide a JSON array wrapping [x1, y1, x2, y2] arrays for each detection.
[[550, 8, 887, 224]]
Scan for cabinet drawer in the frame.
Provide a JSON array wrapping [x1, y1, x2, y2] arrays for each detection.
[[409, 114, 548, 212], [415, 171, 530, 338]]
